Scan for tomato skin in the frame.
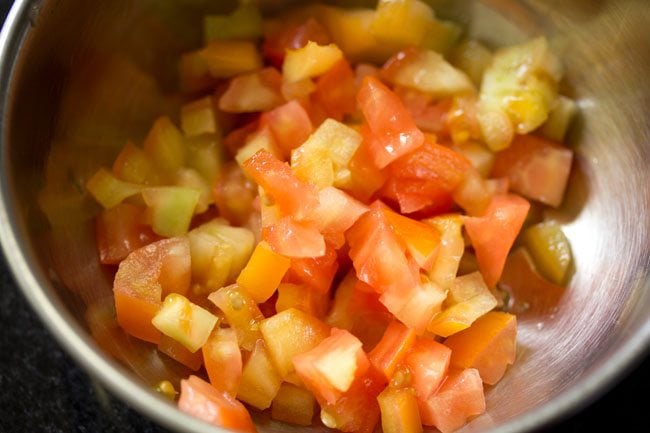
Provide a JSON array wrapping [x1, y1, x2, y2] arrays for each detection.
[[242, 149, 319, 220], [464, 194, 531, 287], [357, 76, 425, 168], [95, 202, 160, 265], [178, 375, 257, 433]]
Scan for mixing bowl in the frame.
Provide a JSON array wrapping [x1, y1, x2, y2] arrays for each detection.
[[0, 0, 649, 432]]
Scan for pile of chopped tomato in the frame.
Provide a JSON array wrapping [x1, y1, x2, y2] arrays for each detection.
[[84, 1, 576, 432]]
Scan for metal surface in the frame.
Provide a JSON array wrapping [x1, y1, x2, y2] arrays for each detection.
[[0, 1, 649, 433]]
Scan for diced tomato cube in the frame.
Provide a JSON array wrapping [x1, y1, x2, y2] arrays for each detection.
[[242, 149, 319, 220], [293, 328, 369, 405], [237, 339, 283, 410], [368, 320, 417, 381], [208, 284, 264, 351], [284, 244, 339, 294], [418, 368, 486, 433], [404, 337, 451, 400], [357, 76, 425, 168], [236, 241, 291, 303], [377, 387, 423, 433], [313, 59, 357, 121], [219, 67, 284, 113], [158, 334, 204, 371], [262, 216, 326, 258], [178, 375, 257, 433], [271, 382, 316, 426], [260, 100, 314, 157], [464, 194, 531, 287], [202, 327, 242, 396]]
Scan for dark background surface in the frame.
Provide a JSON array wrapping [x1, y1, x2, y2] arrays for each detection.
[[0, 1, 648, 432]]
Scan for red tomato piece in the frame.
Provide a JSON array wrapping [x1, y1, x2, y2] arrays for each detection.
[[404, 337, 451, 400], [313, 59, 357, 121], [389, 138, 472, 191], [368, 320, 417, 381], [491, 134, 573, 207], [260, 100, 314, 157], [263, 216, 326, 258], [113, 237, 191, 344], [357, 76, 425, 168], [285, 243, 339, 294], [464, 194, 531, 287], [241, 149, 319, 220], [263, 18, 331, 68], [382, 208, 441, 270], [95, 202, 160, 265], [418, 368, 486, 433], [394, 86, 453, 135], [346, 206, 418, 295], [178, 375, 257, 433], [381, 176, 455, 215], [308, 186, 369, 249], [344, 129, 389, 202]]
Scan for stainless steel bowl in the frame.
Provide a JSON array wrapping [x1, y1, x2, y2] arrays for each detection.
[[1, 1, 649, 432]]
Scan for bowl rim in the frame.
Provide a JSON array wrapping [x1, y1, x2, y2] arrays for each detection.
[[0, 1, 648, 433]]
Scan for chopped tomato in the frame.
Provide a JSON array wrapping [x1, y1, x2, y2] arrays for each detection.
[[208, 284, 264, 351], [307, 187, 368, 248], [263, 216, 326, 258], [158, 334, 203, 371], [237, 241, 291, 303], [178, 375, 257, 433], [237, 339, 283, 410], [368, 320, 417, 381], [241, 149, 319, 220], [346, 206, 418, 295], [260, 100, 314, 157], [357, 76, 425, 168], [444, 311, 517, 385], [404, 337, 451, 400], [271, 382, 316, 426], [202, 327, 242, 396], [219, 67, 284, 113], [95, 202, 160, 265], [212, 162, 257, 226], [491, 134, 573, 208], [382, 208, 441, 270], [263, 18, 332, 68], [285, 243, 339, 294], [377, 387, 423, 433], [313, 59, 357, 121], [113, 237, 191, 343], [294, 328, 370, 405], [418, 368, 485, 433], [344, 133, 389, 202], [464, 194, 531, 287]]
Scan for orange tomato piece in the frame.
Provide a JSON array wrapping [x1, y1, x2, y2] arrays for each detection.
[[313, 58, 357, 121], [464, 194, 531, 287], [382, 208, 441, 270], [377, 387, 423, 433], [237, 339, 283, 410], [237, 241, 291, 303], [271, 382, 316, 426], [208, 284, 264, 352], [284, 243, 339, 294], [368, 320, 417, 381], [178, 375, 257, 433], [262, 216, 326, 258], [158, 334, 203, 371], [444, 311, 517, 385]]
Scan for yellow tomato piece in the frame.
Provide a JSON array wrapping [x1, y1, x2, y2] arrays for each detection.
[[283, 41, 344, 83], [200, 40, 263, 78], [86, 168, 142, 209], [427, 272, 498, 337], [522, 221, 573, 285], [377, 387, 423, 433], [151, 293, 218, 353], [424, 214, 464, 289], [181, 97, 220, 137], [271, 383, 316, 426], [260, 308, 330, 379], [372, 0, 435, 47], [237, 339, 283, 410], [237, 242, 291, 303]]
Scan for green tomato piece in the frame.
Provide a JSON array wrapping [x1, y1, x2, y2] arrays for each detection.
[[142, 186, 200, 237]]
